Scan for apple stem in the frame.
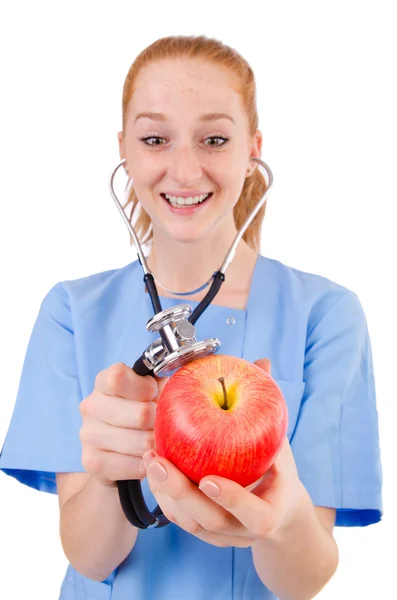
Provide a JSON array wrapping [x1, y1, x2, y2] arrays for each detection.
[[218, 377, 228, 410]]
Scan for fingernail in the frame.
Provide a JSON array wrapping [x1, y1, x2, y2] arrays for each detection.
[[148, 462, 168, 482], [199, 480, 221, 497]]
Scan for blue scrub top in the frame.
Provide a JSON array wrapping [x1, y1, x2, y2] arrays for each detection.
[[0, 254, 383, 600]]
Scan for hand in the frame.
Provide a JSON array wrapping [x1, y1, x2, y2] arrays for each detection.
[[79, 362, 169, 487], [143, 358, 304, 548]]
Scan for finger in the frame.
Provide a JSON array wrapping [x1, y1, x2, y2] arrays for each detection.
[[253, 357, 271, 375], [144, 452, 248, 538], [96, 362, 158, 401], [83, 448, 147, 481], [196, 529, 256, 549], [245, 465, 277, 493], [148, 487, 254, 548], [81, 395, 157, 429], [80, 419, 155, 456], [198, 474, 278, 539], [153, 374, 170, 403]]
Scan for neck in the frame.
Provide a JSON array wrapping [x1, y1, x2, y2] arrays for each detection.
[[145, 233, 257, 296]]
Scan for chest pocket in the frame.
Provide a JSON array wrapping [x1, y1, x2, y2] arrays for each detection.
[[273, 378, 306, 440]]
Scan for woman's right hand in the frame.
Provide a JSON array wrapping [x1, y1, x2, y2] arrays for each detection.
[[79, 362, 168, 488]]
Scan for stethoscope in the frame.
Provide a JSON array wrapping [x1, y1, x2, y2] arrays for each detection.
[[108, 156, 273, 529]]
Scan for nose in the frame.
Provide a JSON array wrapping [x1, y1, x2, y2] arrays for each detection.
[[166, 145, 203, 185]]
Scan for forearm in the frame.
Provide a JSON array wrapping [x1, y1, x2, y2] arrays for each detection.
[[60, 476, 139, 581], [251, 483, 339, 600]]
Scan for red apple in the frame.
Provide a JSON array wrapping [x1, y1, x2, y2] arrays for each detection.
[[154, 354, 288, 487]]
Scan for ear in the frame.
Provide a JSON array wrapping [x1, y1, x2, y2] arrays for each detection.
[[117, 131, 129, 175], [249, 129, 263, 171], [118, 131, 126, 159]]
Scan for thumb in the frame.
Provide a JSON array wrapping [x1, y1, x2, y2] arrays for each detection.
[[253, 357, 272, 375]]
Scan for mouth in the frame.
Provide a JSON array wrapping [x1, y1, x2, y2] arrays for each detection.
[[160, 192, 213, 211]]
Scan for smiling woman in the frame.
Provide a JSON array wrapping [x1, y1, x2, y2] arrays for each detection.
[[118, 57, 263, 280], [0, 33, 383, 600]]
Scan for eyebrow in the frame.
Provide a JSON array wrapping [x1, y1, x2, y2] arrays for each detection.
[[134, 112, 236, 125]]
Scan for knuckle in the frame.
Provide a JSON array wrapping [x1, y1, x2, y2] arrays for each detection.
[[107, 363, 126, 392], [138, 404, 152, 429], [81, 450, 101, 474], [79, 425, 89, 444], [185, 520, 203, 535], [94, 370, 104, 389], [147, 376, 158, 400], [206, 516, 228, 533], [79, 398, 91, 418], [79, 424, 94, 445], [223, 493, 239, 512], [141, 431, 155, 452], [170, 485, 188, 503], [139, 378, 157, 403]]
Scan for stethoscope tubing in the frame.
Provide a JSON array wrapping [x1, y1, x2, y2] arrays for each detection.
[[109, 157, 273, 528]]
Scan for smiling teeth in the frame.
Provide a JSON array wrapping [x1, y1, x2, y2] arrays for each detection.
[[165, 193, 210, 206]]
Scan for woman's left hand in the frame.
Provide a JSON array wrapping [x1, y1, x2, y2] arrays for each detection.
[[143, 358, 304, 548]]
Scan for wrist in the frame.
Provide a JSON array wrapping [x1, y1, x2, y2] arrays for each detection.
[[260, 480, 314, 546]]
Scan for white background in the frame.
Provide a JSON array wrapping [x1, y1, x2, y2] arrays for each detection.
[[0, 1, 396, 598]]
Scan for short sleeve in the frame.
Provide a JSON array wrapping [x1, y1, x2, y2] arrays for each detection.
[[0, 283, 84, 494], [290, 290, 383, 527]]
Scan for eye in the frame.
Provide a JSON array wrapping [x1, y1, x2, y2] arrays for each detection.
[[204, 136, 230, 147], [139, 136, 165, 146], [139, 135, 230, 148]]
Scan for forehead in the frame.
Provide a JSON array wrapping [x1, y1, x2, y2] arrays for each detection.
[[129, 59, 243, 118]]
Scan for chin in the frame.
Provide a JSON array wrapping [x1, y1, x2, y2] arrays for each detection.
[[164, 223, 209, 243]]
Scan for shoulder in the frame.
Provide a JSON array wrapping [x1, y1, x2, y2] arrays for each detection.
[[40, 259, 141, 316], [60, 259, 140, 295], [260, 255, 362, 325]]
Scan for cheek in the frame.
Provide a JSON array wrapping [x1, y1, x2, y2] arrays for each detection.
[[127, 146, 162, 185], [127, 168, 162, 212], [234, 173, 250, 204], [214, 159, 247, 196], [224, 177, 247, 209]]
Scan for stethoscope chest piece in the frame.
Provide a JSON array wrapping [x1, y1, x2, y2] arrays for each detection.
[[142, 303, 221, 377]]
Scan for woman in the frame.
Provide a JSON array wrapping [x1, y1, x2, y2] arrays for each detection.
[[0, 35, 382, 600]]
